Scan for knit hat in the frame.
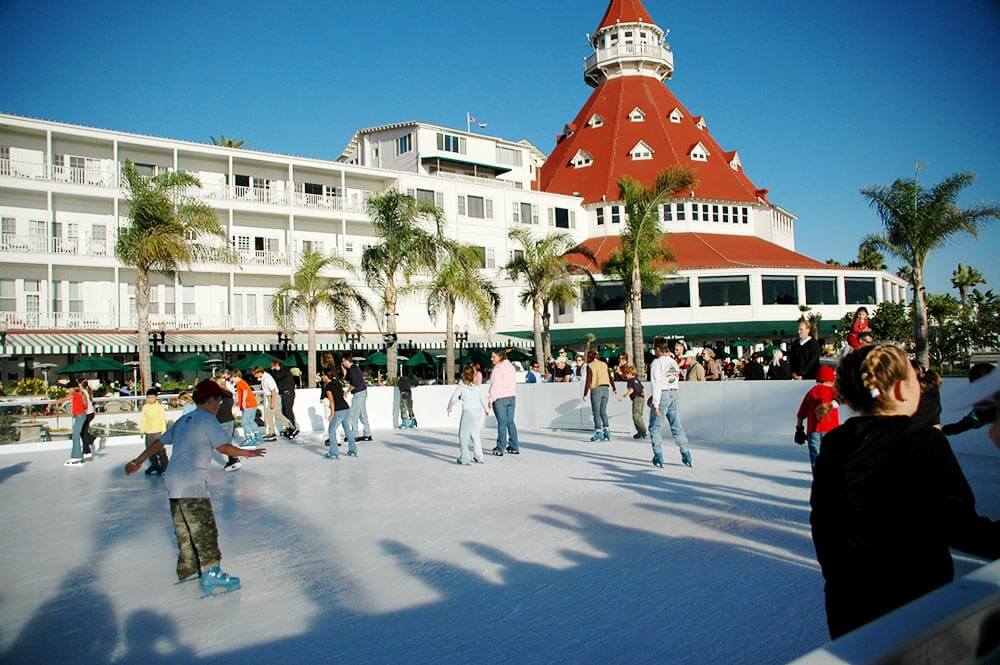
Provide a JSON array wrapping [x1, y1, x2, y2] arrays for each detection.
[[816, 365, 836, 383]]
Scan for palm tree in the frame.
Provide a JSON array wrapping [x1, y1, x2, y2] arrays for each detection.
[[210, 134, 245, 149], [600, 250, 668, 360], [618, 167, 696, 377], [362, 190, 443, 379], [851, 238, 887, 270], [951, 263, 985, 306], [505, 227, 597, 369], [861, 171, 998, 367], [117, 161, 232, 390], [272, 251, 372, 388], [426, 242, 500, 384]]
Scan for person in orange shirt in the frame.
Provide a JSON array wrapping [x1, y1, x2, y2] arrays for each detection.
[[795, 364, 840, 471], [231, 369, 260, 446]]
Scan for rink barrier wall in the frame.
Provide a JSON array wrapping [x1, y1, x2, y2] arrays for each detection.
[[788, 559, 1000, 665]]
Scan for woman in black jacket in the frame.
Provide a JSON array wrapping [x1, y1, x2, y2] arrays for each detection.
[[811, 345, 1000, 639]]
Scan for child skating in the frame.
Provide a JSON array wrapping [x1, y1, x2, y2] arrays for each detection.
[[447, 365, 491, 465], [648, 337, 691, 468], [138, 388, 169, 475], [619, 364, 647, 439], [795, 365, 839, 471], [125, 380, 266, 596]]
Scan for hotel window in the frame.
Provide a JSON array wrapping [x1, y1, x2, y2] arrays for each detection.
[[396, 133, 412, 156], [470, 246, 487, 269], [0, 146, 8, 173], [805, 277, 838, 305], [629, 141, 653, 160], [663, 204, 673, 222], [303, 182, 324, 196], [511, 249, 524, 264], [641, 278, 691, 309], [0, 279, 14, 311], [690, 143, 708, 161], [496, 146, 522, 166], [24, 280, 39, 316], [712, 205, 720, 222], [460, 195, 492, 219], [183, 286, 195, 316], [699, 276, 751, 307], [164, 286, 175, 315], [512, 201, 538, 224], [701, 204, 709, 220], [722, 207, 729, 223], [669, 108, 683, 124], [551, 207, 573, 229], [691, 204, 700, 221], [588, 114, 604, 128], [742, 207, 749, 224], [436, 133, 466, 154], [582, 283, 628, 312], [596, 208, 605, 225], [150, 285, 161, 314], [50, 282, 61, 313], [571, 150, 593, 168], [762, 276, 798, 305], [345, 240, 354, 253], [676, 203, 686, 221], [628, 107, 646, 122], [611, 206, 622, 224], [486, 248, 496, 269], [1, 217, 14, 236], [69, 282, 83, 313], [845, 277, 877, 305]]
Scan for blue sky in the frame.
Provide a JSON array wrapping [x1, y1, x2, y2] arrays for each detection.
[[1, 0, 997, 294]]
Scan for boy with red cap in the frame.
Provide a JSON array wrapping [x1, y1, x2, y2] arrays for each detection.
[[796, 364, 840, 472], [125, 379, 267, 596]]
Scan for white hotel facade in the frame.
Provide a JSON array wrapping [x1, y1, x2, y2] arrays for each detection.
[[0, 0, 907, 368]]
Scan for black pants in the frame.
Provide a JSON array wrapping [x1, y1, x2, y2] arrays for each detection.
[[280, 390, 297, 427], [82, 413, 96, 454]]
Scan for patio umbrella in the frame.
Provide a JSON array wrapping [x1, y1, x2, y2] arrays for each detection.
[[58, 357, 128, 374], [362, 351, 388, 367], [456, 348, 491, 366], [281, 351, 308, 368], [234, 353, 280, 371], [151, 356, 180, 373], [599, 347, 620, 360], [404, 350, 439, 368], [176, 354, 210, 371]]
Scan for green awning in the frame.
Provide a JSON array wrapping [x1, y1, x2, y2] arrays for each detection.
[[234, 353, 280, 371], [404, 350, 439, 367], [151, 356, 180, 373], [500, 320, 840, 347]]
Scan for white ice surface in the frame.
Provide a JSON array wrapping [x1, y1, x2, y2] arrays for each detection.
[[1, 426, 997, 665]]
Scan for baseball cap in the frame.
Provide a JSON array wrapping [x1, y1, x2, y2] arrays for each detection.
[[192, 379, 230, 403], [952, 366, 1000, 410]]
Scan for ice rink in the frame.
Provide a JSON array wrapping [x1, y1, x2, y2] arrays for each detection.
[[2, 425, 997, 664]]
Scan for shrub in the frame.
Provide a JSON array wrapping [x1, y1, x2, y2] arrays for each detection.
[[10, 378, 48, 396]]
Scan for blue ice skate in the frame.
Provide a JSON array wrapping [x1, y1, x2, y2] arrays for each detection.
[[200, 566, 240, 595], [652, 453, 664, 468], [589, 430, 606, 442], [681, 450, 693, 468]]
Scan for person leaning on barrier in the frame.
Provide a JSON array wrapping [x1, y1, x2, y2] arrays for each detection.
[[810, 344, 1000, 639]]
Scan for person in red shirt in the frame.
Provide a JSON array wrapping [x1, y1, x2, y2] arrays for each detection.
[[846, 307, 871, 351], [796, 364, 840, 471], [49, 383, 89, 466]]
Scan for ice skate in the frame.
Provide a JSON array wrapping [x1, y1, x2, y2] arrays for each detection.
[[505, 446, 519, 455], [325, 452, 339, 459], [200, 566, 240, 596], [347, 450, 358, 457], [492, 447, 504, 456], [603, 427, 610, 440], [652, 453, 664, 468], [590, 430, 604, 442], [64, 458, 84, 467], [224, 460, 242, 472], [456, 458, 470, 465], [681, 450, 693, 468]]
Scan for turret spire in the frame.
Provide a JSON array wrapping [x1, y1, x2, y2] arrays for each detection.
[[584, 0, 674, 87]]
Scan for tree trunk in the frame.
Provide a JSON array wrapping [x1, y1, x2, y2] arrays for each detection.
[[630, 261, 645, 378], [623, 300, 633, 365], [136, 267, 152, 391], [445, 299, 456, 384], [542, 306, 552, 366], [533, 296, 545, 369], [386, 282, 398, 380], [913, 264, 929, 369], [307, 309, 318, 388]]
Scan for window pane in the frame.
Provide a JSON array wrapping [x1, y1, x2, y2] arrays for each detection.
[[762, 276, 798, 305], [415, 189, 436, 205], [845, 277, 876, 305], [467, 196, 485, 218], [554, 208, 570, 228], [582, 283, 627, 311], [640, 279, 690, 308], [805, 277, 838, 305], [520, 203, 533, 224], [699, 276, 750, 306]]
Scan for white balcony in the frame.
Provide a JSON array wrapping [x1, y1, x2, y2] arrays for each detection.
[[235, 249, 292, 267], [432, 171, 519, 189], [51, 163, 117, 188], [0, 234, 49, 253], [146, 313, 233, 330], [584, 43, 674, 85], [0, 233, 115, 258], [0, 311, 119, 330]]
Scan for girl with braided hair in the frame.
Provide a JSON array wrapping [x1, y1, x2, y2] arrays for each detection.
[[810, 344, 1000, 639]]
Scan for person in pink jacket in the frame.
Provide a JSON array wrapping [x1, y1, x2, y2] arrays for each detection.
[[487, 349, 519, 455]]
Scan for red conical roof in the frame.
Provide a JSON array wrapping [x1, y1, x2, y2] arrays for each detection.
[[596, 0, 655, 31], [539, 76, 763, 204]]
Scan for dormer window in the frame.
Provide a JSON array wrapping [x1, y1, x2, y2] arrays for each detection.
[[629, 141, 653, 160], [669, 108, 683, 124], [571, 149, 594, 168], [563, 123, 577, 137], [689, 142, 709, 162], [694, 116, 708, 130], [588, 114, 604, 128], [628, 107, 646, 122], [726, 151, 742, 171]]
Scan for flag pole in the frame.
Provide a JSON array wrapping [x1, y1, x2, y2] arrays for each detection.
[[466, 112, 471, 133]]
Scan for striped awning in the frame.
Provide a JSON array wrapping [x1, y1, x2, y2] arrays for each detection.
[[1, 331, 532, 356]]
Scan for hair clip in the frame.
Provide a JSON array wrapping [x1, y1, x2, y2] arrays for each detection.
[[869, 387, 881, 398]]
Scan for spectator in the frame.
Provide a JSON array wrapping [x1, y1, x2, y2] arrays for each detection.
[[846, 307, 872, 351], [790, 318, 821, 380], [687, 355, 706, 382], [526, 362, 544, 384], [573, 355, 586, 382], [811, 345, 1000, 638], [673, 341, 690, 379], [767, 349, 792, 380], [614, 353, 630, 381], [550, 357, 573, 383], [703, 348, 722, 381], [910, 361, 942, 429], [743, 353, 766, 381]]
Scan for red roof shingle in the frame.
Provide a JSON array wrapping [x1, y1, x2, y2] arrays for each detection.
[[596, 0, 655, 31]]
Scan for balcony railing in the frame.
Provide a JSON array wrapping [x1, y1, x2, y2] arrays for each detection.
[[584, 43, 674, 71], [51, 164, 117, 187], [431, 171, 519, 189], [0, 233, 116, 258], [0, 309, 354, 332], [0, 311, 119, 330], [236, 249, 291, 267]]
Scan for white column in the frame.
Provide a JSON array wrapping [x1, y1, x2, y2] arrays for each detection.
[[227, 209, 234, 321], [875, 276, 884, 304], [173, 148, 178, 172], [796, 274, 806, 307], [689, 275, 701, 311], [836, 275, 846, 307], [45, 130, 52, 176]]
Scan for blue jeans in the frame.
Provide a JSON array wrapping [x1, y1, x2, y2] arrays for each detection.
[[493, 396, 519, 451], [807, 431, 824, 471], [649, 392, 689, 456], [589, 386, 610, 430], [241, 408, 259, 441], [328, 410, 356, 457], [70, 414, 86, 459], [350, 390, 371, 437]]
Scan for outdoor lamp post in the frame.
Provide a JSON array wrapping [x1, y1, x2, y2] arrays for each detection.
[[148, 330, 165, 354], [277, 331, 291, 352], [346, 331, 362, 351], [456, 329, 469, 369]]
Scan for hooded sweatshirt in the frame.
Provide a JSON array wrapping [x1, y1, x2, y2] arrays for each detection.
[[810, 415, 1000, 638]]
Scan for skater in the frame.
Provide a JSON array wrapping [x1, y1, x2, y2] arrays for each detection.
[[252, 366, 293, 442], [80, 379, 97, 460], [398, 374, 416, 428], [810, 344, 1000, 639], [48, 382, 88, 467], [213, 376, 241, 472], [324, 368, 357, 458], [138, 388, 169, 475], [488, 348, 519, 455], [271, 359, 300, 438], [582, 349, 617, 441], [790, 318, 821, 380], [178, 391, 196, 415], [648, 336, 692, 468], [232, 370, 260, 446], [619, 364, 647, 439], [448, 365, 491, 464], [794, 365, 839, 472], [845, 306, 871, 351], [341, 356, 373, 442], [125, 379, 266, 596]]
